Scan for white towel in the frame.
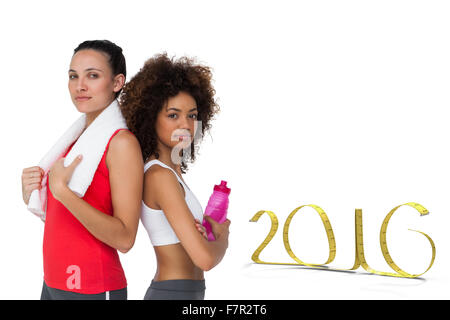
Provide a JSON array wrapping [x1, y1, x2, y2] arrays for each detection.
[[27, 100, 127, 221]]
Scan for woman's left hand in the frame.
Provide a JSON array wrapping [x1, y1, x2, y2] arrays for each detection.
[[48, 155, 83, 200], [195, 219, 208, 240]]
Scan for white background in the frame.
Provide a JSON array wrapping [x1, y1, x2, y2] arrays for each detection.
[[1, 0, 449, 299]]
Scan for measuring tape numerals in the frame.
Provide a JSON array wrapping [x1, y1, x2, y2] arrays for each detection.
[[283, 205, 336, 268], [250, 210, 299, 266], [378, 203, 436, 278], [249, 202, 436, 278]]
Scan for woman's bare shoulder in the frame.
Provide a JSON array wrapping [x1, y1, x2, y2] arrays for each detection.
[[109, 130, 140, 151], [106, 130, 143, 169], [145, 164, 178, 187], [144, 164, 185, 206]]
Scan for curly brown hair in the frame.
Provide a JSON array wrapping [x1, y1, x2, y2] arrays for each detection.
[[119, 53, 219, 173]]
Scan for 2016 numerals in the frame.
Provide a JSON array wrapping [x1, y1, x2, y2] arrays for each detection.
[[249, 202, 436, 278]]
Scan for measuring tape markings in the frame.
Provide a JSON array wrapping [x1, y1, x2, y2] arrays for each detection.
[[354, 208, 401, 277], [249, 210, 302, 266], [378, 202, 436, 278], [282, 204, 336, 268], [249, 202, 436, 278]]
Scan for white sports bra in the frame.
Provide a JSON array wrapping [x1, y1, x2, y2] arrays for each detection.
[[141, 159, 204, 246]]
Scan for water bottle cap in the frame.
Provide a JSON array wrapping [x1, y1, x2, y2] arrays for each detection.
[[214, 180, 231, 194]]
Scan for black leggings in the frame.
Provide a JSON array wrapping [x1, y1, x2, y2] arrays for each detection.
[[144, 279, 205, 300], [40, 281, 127, 300]]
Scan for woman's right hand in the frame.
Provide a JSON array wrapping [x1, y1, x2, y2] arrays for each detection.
[[203, 216, 231, 242], [21, 166, 44, 205]]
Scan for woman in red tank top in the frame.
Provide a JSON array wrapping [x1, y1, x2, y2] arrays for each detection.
[[21, 40, 143, 300]]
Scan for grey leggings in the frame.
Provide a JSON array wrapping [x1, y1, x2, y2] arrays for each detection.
[[40, 281, 127, 300], [144, 279, 205, 300]]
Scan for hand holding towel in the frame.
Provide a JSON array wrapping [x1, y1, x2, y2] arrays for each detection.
[[27, 100, 127, 221]]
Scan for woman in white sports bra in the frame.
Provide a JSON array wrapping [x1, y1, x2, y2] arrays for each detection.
[[120, 53, 230, 300]]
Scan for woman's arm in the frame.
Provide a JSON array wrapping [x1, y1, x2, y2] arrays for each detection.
[[147, 167, 230, 271], [49, 130, 144, 253]]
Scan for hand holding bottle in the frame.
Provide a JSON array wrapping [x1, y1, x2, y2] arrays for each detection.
[[203, 216, 231, 242], [202, 180, 231, 241]]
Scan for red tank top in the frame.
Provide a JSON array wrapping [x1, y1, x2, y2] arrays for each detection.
[[43, 129, 128, 294]]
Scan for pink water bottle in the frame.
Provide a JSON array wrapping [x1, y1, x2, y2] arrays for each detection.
[[202, 180, 231, 241]]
